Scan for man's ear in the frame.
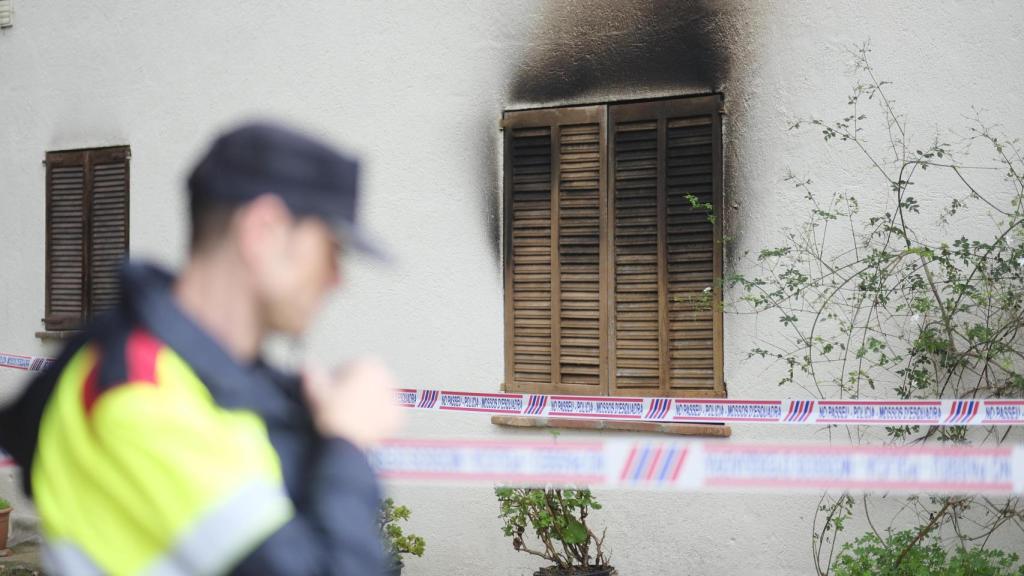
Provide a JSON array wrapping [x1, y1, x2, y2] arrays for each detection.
[[236, 194, 293, 270]]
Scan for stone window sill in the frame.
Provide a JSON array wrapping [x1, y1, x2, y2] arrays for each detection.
[[491, 415, 731, 437], [35, 330, 80, 341]]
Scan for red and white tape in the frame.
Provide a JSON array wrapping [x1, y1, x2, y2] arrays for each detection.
[[373, 439, 1024, 495], [397, 389, 1023, 427], [5, 349, 1023, 495], [4, 442, 1022, 495], [0, 352, 55, 373], [3, 351, 1022, 427]]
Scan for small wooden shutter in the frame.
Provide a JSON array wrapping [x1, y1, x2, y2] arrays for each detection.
[[503, 106, 608, 395], [44, 147, 130, 330], [88, 148, 130, 314], [609, 96, 723, 397], [45, 153, 87, 330]]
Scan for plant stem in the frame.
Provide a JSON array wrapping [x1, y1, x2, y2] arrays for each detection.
[[893, 499, 954, 569]]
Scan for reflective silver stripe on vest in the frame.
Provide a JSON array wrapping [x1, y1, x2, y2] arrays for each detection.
[[43, 541, 105, 576], [145, 479, 293, 576]]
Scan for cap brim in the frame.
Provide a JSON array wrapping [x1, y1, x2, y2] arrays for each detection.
[[332, 221, 392, 263]]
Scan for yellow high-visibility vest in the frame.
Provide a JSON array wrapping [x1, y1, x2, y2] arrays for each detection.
[[33, 329, 293, 575]]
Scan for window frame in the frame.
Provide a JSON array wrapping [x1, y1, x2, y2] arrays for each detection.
[[502, 95, 724, 398]]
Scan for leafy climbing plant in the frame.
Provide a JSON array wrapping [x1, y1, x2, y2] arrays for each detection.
[[727, 43, 1024, 574]]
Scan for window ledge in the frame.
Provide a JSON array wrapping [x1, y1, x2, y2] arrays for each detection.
[[35, 330, 80, 341], [491, 415, 731, 437]]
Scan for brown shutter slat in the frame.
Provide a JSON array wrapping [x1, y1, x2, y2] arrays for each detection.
[[666, 115, 715, 391], [611, 119, 660, 390], [558, 122, 602, 387], [504, 106, 607, 394], [45, 159, 86, 329], [509, 125, 553, 385], [86, 149, 129, 318], [609, 96, 724, 397]]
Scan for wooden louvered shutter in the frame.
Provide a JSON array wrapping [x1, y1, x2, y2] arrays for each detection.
[[503, 106, 608, 395], [87, 148, 130, 314], [609, 96, 723, 397], [45, 152, 88, 330], [44, 147, 129, 331]]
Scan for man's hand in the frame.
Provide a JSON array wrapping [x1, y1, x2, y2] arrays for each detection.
[[303, 357, 403, 449]]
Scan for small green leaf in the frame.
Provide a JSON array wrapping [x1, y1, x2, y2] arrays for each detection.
[[563, 519, 588, 544]]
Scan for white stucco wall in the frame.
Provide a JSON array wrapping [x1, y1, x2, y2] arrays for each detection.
[[2, 1, 1023, 573]]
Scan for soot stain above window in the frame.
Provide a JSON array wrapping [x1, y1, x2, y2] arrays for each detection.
[[509, 0, 731, 105]]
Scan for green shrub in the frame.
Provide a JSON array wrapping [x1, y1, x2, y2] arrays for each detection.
[[495, 487, 609, 570], [833, 530, 1024, 576], [378, 498, 425, 563]]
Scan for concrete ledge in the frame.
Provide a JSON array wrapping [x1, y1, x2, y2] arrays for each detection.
[[491, 415, 731, 437], [34, 330, 79, 341]]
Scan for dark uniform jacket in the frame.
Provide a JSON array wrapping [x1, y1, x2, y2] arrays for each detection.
[[0, 263, 387, 575]]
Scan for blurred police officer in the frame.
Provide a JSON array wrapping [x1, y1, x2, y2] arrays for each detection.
[[0, 121, 402, 575]]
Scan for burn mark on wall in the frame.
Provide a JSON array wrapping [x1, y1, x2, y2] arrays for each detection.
[[481, 0, 735, 263], [509, 0, 731, 106], [475, 115, 501, 264]]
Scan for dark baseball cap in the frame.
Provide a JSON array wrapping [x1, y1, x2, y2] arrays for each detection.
[[187, 121, 388, 260]]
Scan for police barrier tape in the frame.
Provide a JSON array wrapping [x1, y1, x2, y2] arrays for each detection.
[[371, 439, 1024, 494], [3, 351, 1023, 427], [396, 388, 1024, 427], [0, 352, 56, 373], [3, 442, 1024, 494]]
